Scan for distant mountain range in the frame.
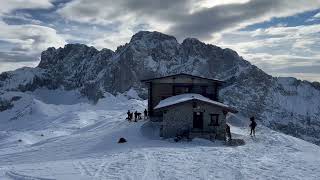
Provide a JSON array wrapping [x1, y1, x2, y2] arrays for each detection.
[[1, 31, 320, 145]]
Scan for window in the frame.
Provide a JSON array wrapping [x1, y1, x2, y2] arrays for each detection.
[[201, 86, 207, 95], [173, 85, 191, 95], [209, 114, 219, 126]]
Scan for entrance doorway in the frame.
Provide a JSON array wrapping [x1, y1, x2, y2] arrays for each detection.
[[193, 112, 203, 129]]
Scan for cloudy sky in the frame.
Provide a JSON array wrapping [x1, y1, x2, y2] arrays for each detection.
[[0, 0, 320, 82]]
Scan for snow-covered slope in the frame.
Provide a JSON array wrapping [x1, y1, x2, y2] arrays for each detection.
[[0, 92, 320, 180], [0, 31, 320, 146]]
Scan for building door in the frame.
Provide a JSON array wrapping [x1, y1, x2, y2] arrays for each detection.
[[193, 112, 203, 129]]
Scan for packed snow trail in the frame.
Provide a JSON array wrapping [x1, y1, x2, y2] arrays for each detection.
[[0, 89, 320, 179]]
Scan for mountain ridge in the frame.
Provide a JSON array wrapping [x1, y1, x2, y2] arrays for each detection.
[[0, 30, 320, 145]]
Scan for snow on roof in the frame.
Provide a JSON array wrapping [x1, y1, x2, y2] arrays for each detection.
[[154, 93, 237, 112]]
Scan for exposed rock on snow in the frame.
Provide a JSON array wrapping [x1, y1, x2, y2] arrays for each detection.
[[118, 137, 127, 143], [0, 31, 319, 145], [0, 99, 13, 112], [225, 138, 245, 146]]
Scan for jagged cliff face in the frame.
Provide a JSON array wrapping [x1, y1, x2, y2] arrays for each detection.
[[32, 31, 253, 99], [1, 31, 320, 145]]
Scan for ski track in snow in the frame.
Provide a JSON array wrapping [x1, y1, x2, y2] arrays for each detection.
[[0, 91, 320, 179], [5, 171, 55, 180]]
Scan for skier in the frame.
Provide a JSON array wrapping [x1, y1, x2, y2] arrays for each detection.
[[249, 116, 257, 137], [226, 124, 232, 141], [144, 109, 148, 119]]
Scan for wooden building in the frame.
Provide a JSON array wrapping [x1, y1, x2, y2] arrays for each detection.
[[141, 73, 237, 140], [141, 73, 223, 118]]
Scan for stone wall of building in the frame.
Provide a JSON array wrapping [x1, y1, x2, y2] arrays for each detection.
[[162, 103, 193, 138], [161, 101, 226, 140]]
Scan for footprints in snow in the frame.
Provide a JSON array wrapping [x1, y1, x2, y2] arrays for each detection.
[[72, 149, 226, 180]]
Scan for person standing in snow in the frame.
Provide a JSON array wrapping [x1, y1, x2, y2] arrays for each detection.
[[130, 112, 133, 121], [127, 110, 131, 121], [144, 109, 148, 119], [134, 111, 138, 122], [226, 124, 232, 141], [249, 116, 257, 137]]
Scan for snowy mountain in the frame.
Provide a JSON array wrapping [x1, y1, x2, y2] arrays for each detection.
[[0, 92, 320, 179], [1, 31, 320, 146]]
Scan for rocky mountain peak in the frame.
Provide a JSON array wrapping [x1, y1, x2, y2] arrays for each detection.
[[182, 37, 203, 45], [1, 31, 320, 145], [128, 31, 179, 51], [130, 31, 178, 43], [38, 44, 100, 69]]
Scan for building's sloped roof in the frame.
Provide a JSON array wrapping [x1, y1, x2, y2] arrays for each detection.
[[154, 93, 237, 113], [141, 73, 224, 83]]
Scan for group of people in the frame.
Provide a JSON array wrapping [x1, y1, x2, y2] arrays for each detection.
[[126, 109, 148, 122], [225, 116, 257, 141]]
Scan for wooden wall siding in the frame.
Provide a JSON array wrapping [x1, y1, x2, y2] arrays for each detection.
[[150, 75, 216, 84], [151, 83, 173, 117], [151, 84, 219, 111], [148, 82, 153, 116], [161, 101, 226, 139], [149, 76, 221, 118]]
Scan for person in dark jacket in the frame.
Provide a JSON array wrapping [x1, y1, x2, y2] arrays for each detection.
[[249, 116, 257, 136], [134, 111, 138, 122], [127, 110, 131, 121], [226, 124, 232, 141], [144, 109, 148, 119], [130, 112, 133, 121]]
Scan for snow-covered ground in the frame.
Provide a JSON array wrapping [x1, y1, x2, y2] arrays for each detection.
[[0, 89, 320, 180]]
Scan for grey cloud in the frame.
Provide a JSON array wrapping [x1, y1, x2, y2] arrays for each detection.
[[276, 65, 320, 74], [0, 0, 54, 14], [0, 51, 38, 63], [0, 22, 66, 54], [168, 1, 274, 39], [168, 0, 320, 39], [58, 0, 190, 24], [59, 0, 320, 40]]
